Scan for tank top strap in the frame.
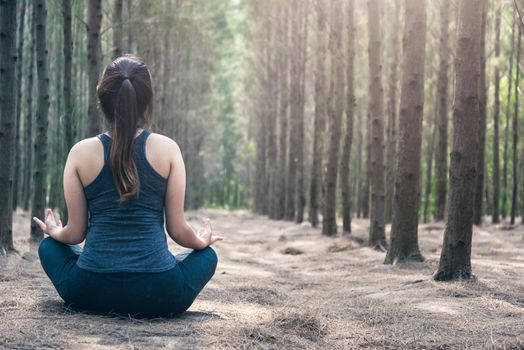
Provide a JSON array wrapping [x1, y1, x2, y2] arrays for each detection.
[[96, 130, 150, 165], [136, 129, 151, 159], [97, 133, 111, 164]]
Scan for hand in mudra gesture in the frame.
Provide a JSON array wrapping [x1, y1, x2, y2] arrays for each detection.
[[198, 218, 224, 247], [33, 208, 63, 237]]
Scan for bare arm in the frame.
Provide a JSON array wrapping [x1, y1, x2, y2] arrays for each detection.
[[164, 140, 223, 249], [33, 143, 88, 244]]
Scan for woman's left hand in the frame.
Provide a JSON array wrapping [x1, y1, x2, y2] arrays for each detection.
[[33, 208, 63, 237], [198, 218, 224, 247]]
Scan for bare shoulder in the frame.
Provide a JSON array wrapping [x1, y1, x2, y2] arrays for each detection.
[[66, 136, 104, 187], [68, 137, 103, 161], [146, 132, 183, 179], [147, 132, 181, 157]]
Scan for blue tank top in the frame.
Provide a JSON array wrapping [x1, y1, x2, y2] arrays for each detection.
[[77, 130, 177, 273]]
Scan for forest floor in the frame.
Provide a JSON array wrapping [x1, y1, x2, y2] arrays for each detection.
[[1, 208, 523, 349]]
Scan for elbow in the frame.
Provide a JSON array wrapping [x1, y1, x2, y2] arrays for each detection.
[[62, 224, 86, 245], [68, 237, 85, 245], [63, 234, 85, 245], [167, 220, 185, 236], [165, 224, 179, 241], [166, 229, 177, 242]]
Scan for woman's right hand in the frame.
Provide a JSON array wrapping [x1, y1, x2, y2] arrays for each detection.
[[33, 208, 63, 237], [198, 218, 224, 247]]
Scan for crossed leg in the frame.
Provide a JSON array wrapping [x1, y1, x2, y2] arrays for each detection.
[[38, 237, 83, 302]]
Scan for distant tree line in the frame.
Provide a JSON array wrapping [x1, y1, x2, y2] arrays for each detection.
[[1, 0, 524, 281], [245, 0, 523, 280]]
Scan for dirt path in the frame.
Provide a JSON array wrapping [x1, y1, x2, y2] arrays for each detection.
[[1, 209, 523, 349]]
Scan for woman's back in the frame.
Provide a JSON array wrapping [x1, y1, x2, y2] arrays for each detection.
[[77, 130, 176, 273], [35, 55, 223, 317]]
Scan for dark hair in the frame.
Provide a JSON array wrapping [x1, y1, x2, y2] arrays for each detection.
[[97, 55, 153, 205]]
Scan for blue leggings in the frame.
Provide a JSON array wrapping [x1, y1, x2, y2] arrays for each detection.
[[38, 237, 218, 317]]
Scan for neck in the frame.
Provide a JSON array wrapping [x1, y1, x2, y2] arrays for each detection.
[[106, 127, 144, 139]]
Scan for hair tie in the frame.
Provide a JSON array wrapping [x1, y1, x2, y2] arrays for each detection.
[[123, 76, 129, 81]]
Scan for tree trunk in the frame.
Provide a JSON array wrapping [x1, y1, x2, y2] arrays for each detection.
[[267, 1, 279, 219], [48, 22, 63, 211], [0, 0, 19, 254], [435, 0, 450, 222], [309, 0, 327, 228], [384, 0, 426, 264], [87, 0, 102, 137], [423, 111, 436, 224], [126, 0, 134, 52], [492, 0, 501, 224], [275, 1, 289, 220], [367, 0, 387, 249], [502, 12, 516, 219], [113, 0, 124, 59], [339, 0, 356, 234], [29, 0, 50, 243], [285, 0, 303, 221], [473, 1, 487, 226], [385, 0, 400, 224], [63, 0, 73, 150], [434, 0, 482, 281], [13, 0, 26, 211], [356, 110, 363, 218], [510, 26, 521, 225], [295, 0, 308, 223], [363, 114, 371, 220], [22, 1, 35, 211], [158, 0, 173, 134], [322, 0, 344, 236], [254, 1, 271, 215]]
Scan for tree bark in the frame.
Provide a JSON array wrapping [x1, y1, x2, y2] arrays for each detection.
[[384, 0, 426, 264], [13, 0, 26, 211], [0, 0, 19, 254], [286, 0, 306, 221], [87, 0, 102, 136], [434, 0, 482, 281], [113, 0, 124, 59], [322, 0, 344, 236], [22, 1, 35, 211], [339, 0, 356, 234], [126, 0, 134, 52], [48, 20, 64, 211], [29, 0, 50, 243], [385, 0, 400, 224], [356, 109, 363, 218], [254, 0, 271, 215], [295, 0, 308, 223], [61, 0, 73, 223], [367, 0, 387, 249], [435, 0, 450, 222], [423, 110, 436, 224], [62, 0, 73, 148], [363, 109, 371, 220], [502, 13, 516, 219], [158, 0, 173, 134], [275, 1, 289, 220], [492, 0, 501, 224], [473, 1, 488, 226], [266, 1, 279, 219], [510, 26, 521, 225], [309, 0, 327, 228]]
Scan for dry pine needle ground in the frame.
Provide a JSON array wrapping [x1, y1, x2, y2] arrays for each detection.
[[0, 208, 523, 349]]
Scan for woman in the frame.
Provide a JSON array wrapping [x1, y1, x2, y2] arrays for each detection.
[[34, 55, 223, 317]]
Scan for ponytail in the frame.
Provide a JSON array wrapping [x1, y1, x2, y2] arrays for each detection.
[[110, 78, 140, 205], [97, 55, 154, 205]]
